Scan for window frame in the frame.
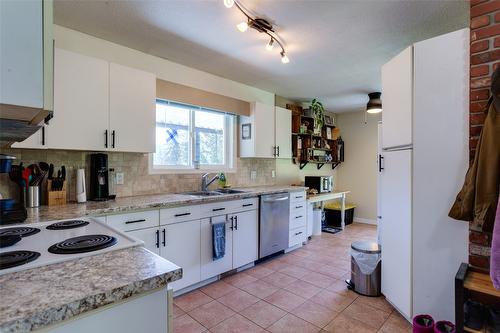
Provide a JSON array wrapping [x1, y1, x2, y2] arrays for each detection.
[[149, 99, 237, 174]]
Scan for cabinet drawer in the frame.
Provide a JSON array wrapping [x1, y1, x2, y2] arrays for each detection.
[[289, 226, 307, 247], [290, 191, 306, 203], [107, 210, 159, 232], [290, 201, 306, 210], [289, 209, 306, 229], [226, 197, 259, 214], [160, 205, 202, 224]]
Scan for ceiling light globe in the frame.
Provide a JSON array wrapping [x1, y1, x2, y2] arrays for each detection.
[[223, 0, 234, 8], [237, 21, 248, 32], [366, 107, 382, 114], [281, 53, 289, 64]]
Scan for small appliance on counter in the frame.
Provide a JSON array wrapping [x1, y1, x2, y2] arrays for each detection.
[[304, 176, 333, 193], [89, 153, 112, 201], [0, 155, 27, 225]]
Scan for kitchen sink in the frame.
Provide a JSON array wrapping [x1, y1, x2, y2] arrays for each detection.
[[214, 188, 246, 194], [181, 191, 223, 196]]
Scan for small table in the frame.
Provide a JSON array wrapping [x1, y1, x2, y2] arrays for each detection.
[[307, 191, 350, 230]]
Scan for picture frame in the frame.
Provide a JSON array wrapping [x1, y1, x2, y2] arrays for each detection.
[[326, 127, 332, 139], [325, 115, 334, 126], [241, 123, 251, 140]]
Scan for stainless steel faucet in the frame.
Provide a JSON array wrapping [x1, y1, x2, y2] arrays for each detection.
[[201, 173, 219, 192]]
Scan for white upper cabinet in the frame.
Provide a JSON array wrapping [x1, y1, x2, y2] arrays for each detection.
[[381, 46, 413, 149], [48, 48, 110, 150], [274, 106, 292, 159], [0, 0, 43, 109], [109, 63, 156, 153], [239, 102, 275, 158]]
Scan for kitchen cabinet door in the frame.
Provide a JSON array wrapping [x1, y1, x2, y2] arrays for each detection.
[[109, 63, 156, 153], [126, 227, 160, 255], [239, 102, 275, 158], [380, 149, 412, 319], [48, 48, 109, 150], [0, 0, 43, 109], [200, 216, 233, 280], [381, 46, 413, 149], [232, 210, 258, 268], [160, 219, 201, 291], [275, 106, 292, 159]]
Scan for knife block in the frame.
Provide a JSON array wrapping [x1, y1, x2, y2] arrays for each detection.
[[47, 180, 67, 206]]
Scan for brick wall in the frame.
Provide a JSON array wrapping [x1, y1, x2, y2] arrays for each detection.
[[468, 0, 500, 270]]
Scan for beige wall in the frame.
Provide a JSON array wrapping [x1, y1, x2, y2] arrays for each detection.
[[335, 111, 381, 222]]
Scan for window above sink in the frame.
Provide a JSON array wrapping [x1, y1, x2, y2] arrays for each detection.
[[149, 99, 236, 174]]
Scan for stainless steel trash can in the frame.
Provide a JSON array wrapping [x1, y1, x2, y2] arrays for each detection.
[[347, 241, 381, 296]]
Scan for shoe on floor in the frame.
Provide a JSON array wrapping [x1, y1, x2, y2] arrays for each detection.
[[464, 300, 485, 330]]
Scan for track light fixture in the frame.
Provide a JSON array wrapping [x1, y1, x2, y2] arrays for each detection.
[[224, 0, 289, 63], [366, 92, 382, 114]]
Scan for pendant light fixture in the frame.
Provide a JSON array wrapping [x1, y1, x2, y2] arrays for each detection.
[[224, 0, 289, 63], [366, 92, 382, 114]]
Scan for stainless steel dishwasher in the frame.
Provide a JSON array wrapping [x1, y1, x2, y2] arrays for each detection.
[[259, 193, 290, 258]]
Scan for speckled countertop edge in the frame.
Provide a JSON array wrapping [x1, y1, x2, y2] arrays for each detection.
[[25, 185, 309, 223], [0, 246, 182, 333]]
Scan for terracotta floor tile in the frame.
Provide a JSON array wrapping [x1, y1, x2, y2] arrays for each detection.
[[355, 295, 393, 313], [188, 300, 236, 328], [260, 258, 290, 271], [278, 264, 310, 279], [323, 313, 377, 333], [173, 303, 186, 319], [290, 300, 340, 328], [316, 265, 348, 279], [240, 280, 279, 299], [210, 314, 264, 333], [342, 301, 391, 329], [378, 312, 412, 333], [295, 260, 325, 272], [240, 300, 287, 328], [173, 314, 207, 333], [223, 272, 258, 288], [300, 271, 336, 288], [267, 313, 321, 333], [217, 289, 260, 312], [283, 279, 322, 299], [261, 271, 298, 288], [310, 290, 354, 312], [263, 289, 307, 312], [175, 290, 214, 312], [246, 265, 274, 279], [324, 279, 358, 301], [200, 280, 238, 299]]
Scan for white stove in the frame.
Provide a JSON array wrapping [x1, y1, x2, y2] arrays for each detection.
[[0, 218, 143, 275]]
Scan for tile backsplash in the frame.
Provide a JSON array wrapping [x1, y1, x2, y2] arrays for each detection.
[[0, 148, 276, 202]]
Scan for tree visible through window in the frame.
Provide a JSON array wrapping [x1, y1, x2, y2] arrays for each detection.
[[152, 100, 234, 171]]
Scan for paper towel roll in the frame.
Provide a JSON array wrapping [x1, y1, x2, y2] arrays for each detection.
[[76, 168, 86, 203]]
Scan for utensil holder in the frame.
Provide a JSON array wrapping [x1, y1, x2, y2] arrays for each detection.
[[47, 180, 66, 206], [27, 186, 40, 208]]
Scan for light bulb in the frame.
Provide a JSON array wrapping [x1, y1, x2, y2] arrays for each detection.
[[266, 39, 274, 51], [367, 108, 382, 114], [237, 21, 248, 32], [281, 51, 289, 64], [223, 0, 234, 8]]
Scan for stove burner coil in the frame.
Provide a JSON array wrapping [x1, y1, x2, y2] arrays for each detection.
[[0, 227, 40, 238], [0, 251, 41, 270], [48, 234, 117, 254], [46, 220, 90, 230]]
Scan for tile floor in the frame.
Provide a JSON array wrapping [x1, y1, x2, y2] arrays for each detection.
[[173, 223, 412, 333]]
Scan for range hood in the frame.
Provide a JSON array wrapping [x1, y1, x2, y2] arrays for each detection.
[[0, 103, 52, 144]]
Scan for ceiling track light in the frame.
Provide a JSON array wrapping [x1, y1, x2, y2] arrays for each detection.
[[224, 0, 289, 63]]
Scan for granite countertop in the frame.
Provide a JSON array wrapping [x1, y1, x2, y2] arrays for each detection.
[[25, 185, 308, 223], [0, 246, 182, 333]]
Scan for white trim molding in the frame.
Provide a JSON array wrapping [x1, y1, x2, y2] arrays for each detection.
[[353, 217, 377, 225]]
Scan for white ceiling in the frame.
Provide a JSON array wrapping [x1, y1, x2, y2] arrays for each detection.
[[54, 0, 468, 113]]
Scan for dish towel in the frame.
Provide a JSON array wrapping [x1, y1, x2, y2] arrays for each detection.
[[212, 221, 225, 261], [491, 197, 500, 290]]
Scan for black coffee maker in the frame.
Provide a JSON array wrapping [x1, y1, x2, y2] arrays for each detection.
[[89, 153, 109, 201]]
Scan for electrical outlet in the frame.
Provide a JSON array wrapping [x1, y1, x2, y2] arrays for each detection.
[[271, 170, 276, 178], [115, 172, 124, 185], [250, 170, 257, 180]]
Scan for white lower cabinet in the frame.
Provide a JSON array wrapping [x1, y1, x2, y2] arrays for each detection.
[[160, 219, 201, 291], [288, 191, 307, 248], [200, 215, 233, 280], [231, 210, 258, 268], [127, 227, 159, 255]]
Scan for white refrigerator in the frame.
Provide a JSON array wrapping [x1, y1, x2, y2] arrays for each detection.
[[379, 28, 470, 322]]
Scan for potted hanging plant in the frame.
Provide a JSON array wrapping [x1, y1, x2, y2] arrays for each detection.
[[311, 98, 325, 135]]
